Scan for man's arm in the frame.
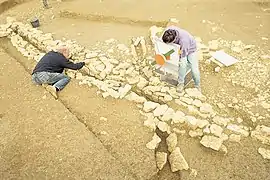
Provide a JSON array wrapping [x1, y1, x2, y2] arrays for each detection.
[[179, 39, 190, 59], [61, 57, 85, 70]]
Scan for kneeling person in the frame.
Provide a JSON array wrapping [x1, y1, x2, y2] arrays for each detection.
[[32, 47, 85, 98]]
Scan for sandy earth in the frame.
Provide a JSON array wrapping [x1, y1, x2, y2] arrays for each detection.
[[0, 0, 270, 179]]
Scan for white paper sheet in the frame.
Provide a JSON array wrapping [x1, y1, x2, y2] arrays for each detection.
[[210, 50, 239, 67]]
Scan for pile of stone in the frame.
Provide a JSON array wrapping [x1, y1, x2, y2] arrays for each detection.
[[207, 39, 269, 95], [153, 133, 189, 172], [141, 100, 233, 156], [251, 125, 270, 145]]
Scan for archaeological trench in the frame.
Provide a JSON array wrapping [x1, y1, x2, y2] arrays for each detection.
[[0, 1, 270, 178]]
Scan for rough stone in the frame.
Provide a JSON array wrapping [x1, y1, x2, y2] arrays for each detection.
[[157, 121, 170, 133], [200, 135, 223, 151], [108, 58, 119, 65], [231, 46, 242, 53], [190, 169, 198, 178], [260, 55, 270, 60], [156, 152, 168, 170], [220, 133, 229, 141], [166, 133, 178, 152], [145, 86, 162, 93], [137, 77, 148, 89], [200, 103, 214, 114], [180, 97, 193, 105], [185, 88, 206, 101], [251, 125, 270, 145], [187, 105, 200, 115], [196, 119, 210, 129], [261, 101, 270, 109], [168, 88, 179, 98], [164, 94, 173, 102], [161, 87, 170, 93], [173, 128, 186, 135], [169, 147, 189, 172], [0, 31, 9, 37], [193, 99, 203, 107], [175, 99, 188, 107], [119, 84, 132, 99], [144, 117, 158, 132], [125, 66, 135, 75], [153, 104, 169, 117], [208, 40, 219, 50], [172, 111, 186, 124], [161, 108, 175, 121], [258, 148, 270, 160], [217, 103, 226, 109], [125, 92, 146, 103], [149, 77, 161, 86], [185, 116, 198, 129], [143, 101, 159, 112], [220, 144, 228, 155], [107, 88, 120, 98], [236, 117, 243, 123], [229, 134, 241, 143], [203, 125, 211, 134], [102, 92, 110, 98], [146, 133, 161, 150], [212, 116, 230, 127], [126, 76, 140, 85], [95, 63, 106, 72], [215, 66, 221, 73], [86, 52, 98, 58], [227, 124, 249, 137], [142, 67, 153, 79], [232, 97, 238, 104], [210, 124, 223, 137], [189, 129, 203, 138], [100, 117, 107, 121]]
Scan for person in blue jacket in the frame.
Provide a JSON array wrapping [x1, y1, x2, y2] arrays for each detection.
[[32, 47, 85, 98]]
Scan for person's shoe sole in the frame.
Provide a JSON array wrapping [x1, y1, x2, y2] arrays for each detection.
[[46, 85, 58, 99], [176, 84, 184, 93]]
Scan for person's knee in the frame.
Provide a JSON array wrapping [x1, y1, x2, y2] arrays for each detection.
[[32, 76, 41, 85], [67, 76, 71, 81], [65, 76, 71, 83]]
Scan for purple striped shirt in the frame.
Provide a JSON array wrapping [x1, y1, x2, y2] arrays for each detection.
[[164, 26, 197, 58]]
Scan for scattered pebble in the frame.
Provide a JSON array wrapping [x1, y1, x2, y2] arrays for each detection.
[[100, 117, 107, 121]]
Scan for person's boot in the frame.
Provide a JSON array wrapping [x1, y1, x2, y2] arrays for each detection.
[[195, 85, 201, 92], [176, 83, 184, 93], [46, 85, 58, 99]]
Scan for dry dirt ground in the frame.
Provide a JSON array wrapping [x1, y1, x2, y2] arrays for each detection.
[[0, 0, 270, 180]]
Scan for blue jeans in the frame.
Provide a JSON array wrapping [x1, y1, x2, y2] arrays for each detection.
[[178, 52, 200, 86], [32, 72, 70, 91]]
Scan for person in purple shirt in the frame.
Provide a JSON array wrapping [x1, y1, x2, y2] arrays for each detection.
[[162, 26, 201, 92]]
